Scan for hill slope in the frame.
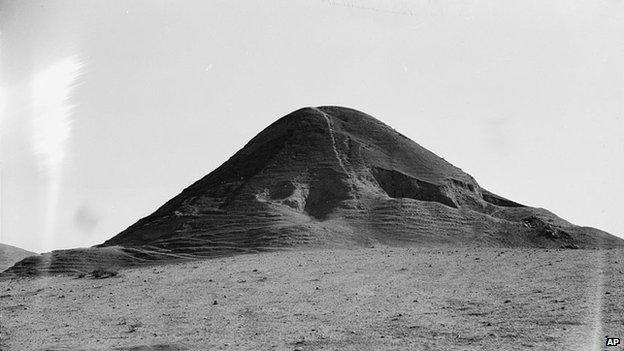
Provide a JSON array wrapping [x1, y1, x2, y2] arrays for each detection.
[[0, 244, 35, 272], [4, 106, 622, 275]]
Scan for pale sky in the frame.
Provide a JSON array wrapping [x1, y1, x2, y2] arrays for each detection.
[[1, 0, 623, 253]]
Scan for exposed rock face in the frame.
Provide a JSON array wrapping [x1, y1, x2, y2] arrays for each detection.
[[0, 244, 36, 272], [4, 106, 622, 275]]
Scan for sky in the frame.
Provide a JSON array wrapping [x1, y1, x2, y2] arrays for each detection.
[[0, 0, 623, 253]]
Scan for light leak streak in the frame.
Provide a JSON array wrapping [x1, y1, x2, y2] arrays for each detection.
[[31, 55, 83, 251], [0, 86, 6, 130], [0, 87, 5, 243], [590, 250, 606, 351]]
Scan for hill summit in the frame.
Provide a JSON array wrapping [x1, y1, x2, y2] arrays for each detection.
[[5, 106, 622, 275]]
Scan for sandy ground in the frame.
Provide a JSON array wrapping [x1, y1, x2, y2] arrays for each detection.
[[1, 246, 623, 351]]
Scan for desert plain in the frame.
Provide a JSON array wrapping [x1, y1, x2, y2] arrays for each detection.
[[2, 246, 622, 351]]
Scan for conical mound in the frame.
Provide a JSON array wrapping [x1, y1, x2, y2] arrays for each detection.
[[101, 106, 620, 251], [4, 106, 622, 275]]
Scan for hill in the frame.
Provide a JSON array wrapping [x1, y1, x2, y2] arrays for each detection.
[[4, 106, 622, 275], [0, 243, 36, 272]]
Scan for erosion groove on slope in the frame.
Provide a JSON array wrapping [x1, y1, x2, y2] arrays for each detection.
[[312, 107, 350, 176]]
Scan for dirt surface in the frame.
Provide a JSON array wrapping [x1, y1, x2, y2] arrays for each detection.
[[2, 246, 623, 350]]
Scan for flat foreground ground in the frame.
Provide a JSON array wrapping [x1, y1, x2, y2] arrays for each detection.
[[1, 247, 623, 350]]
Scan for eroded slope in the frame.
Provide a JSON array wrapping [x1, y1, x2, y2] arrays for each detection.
[[0, 244, 36, 272], [4, 106, 622, 275]]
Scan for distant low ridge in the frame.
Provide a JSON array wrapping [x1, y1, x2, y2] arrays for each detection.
[[0, 243, 36, 272], [5, 106, 623, 275]]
